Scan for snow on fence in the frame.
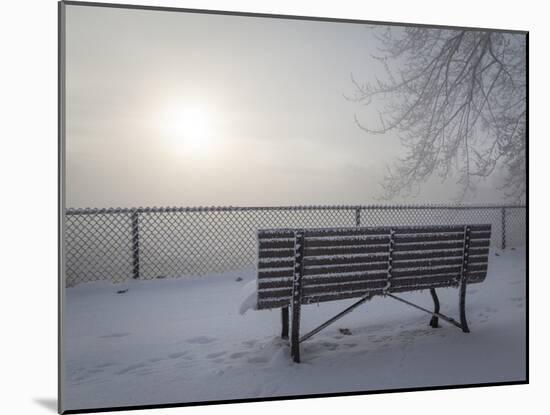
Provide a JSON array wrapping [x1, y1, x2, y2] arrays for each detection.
[[64, 204, 526, 287]]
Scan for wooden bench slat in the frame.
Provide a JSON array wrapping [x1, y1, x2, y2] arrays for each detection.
[[302, 290, 382, 304], [305, 245, 388, 257], [392, 249, 461, 260], [392, 256, 488, 269], [392, 257, 462, 269], [258, 230, 295, 239], [393, 240, 490, 252], [303, 253, 388, 267], [258, 279, 293, 290], [302, 273, 387, 286], [259, 239, 295, 249], [302, 280, 388, 296], [394, 233, 463, 244], [388, 280, 459, 294], [304, 227, 391, 238], [392, 265, 461, 278], [392, 263, 488, 279], [258, 288, 292, 300], [467, 263, 489, 272], [304, 236, 390, 248], [466, 256, 489, 264], [393, 241, 464, 252], [392, 247, 488, 261], [392, 269, 487, 286], [392, 224, 491, 234], [390, 275, 457, 288], [394, 274, 461, 287], [470, 239, 491, 248], [303, 262, 388, 276]]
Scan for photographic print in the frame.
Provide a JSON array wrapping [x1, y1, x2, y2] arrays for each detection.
[[59, 1, 527, 413]]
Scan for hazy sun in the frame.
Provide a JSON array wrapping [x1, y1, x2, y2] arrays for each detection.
[[162, 106, 213, 154]]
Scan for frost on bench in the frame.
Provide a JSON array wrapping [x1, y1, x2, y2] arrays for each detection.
[[253, 224, 492, 362]]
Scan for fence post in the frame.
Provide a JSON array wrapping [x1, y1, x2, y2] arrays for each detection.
[[355, 207, 361, 227], [501, 207, 506, 250], [131, 209, 140, 279]]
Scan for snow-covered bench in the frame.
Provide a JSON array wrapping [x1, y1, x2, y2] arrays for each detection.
[[255, 224, 491, 362]]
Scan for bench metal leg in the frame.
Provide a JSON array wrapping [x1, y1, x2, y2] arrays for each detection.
[[281, 306, 289, 339], [429, 288, 440, 328], [458, 225, 471, 333], [290, 231, 305, 363], [290, 303, 301, 362], [459, 279, 470, 333]]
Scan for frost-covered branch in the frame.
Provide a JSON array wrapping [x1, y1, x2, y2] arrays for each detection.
[[351, 27, 526, 202]]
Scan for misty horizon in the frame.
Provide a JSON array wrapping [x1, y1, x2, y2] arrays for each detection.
[[65, 6, 519, 208]]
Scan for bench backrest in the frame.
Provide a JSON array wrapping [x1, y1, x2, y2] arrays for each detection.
[[256, 224, 491, 310]]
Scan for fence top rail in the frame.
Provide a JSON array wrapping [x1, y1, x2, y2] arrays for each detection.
[[65, 204, 526, 216]]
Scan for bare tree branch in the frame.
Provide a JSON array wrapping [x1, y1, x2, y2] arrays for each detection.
[[351, 27, 526, 202]]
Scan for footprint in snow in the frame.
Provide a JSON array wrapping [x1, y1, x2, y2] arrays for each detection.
[[168, 351, 188, 359], [187, 336, 217, 344], [175, 360, 194, 368], [134, 369, 154, 376], [241, 340, 257, 348], [86, 368, 104, 374], [206, 351, 227, 359], [115, 363, 147, 375], [321, 341, 339, 350], [229, 352, 247, 359]]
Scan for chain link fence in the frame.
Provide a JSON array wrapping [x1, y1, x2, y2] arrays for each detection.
[[64, 204, 526, 287]]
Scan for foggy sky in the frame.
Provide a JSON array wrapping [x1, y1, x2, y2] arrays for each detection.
[[65, 4, 511, 208]]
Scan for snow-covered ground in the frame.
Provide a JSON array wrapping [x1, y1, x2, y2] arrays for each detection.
[[63, 247, 526, 411]]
